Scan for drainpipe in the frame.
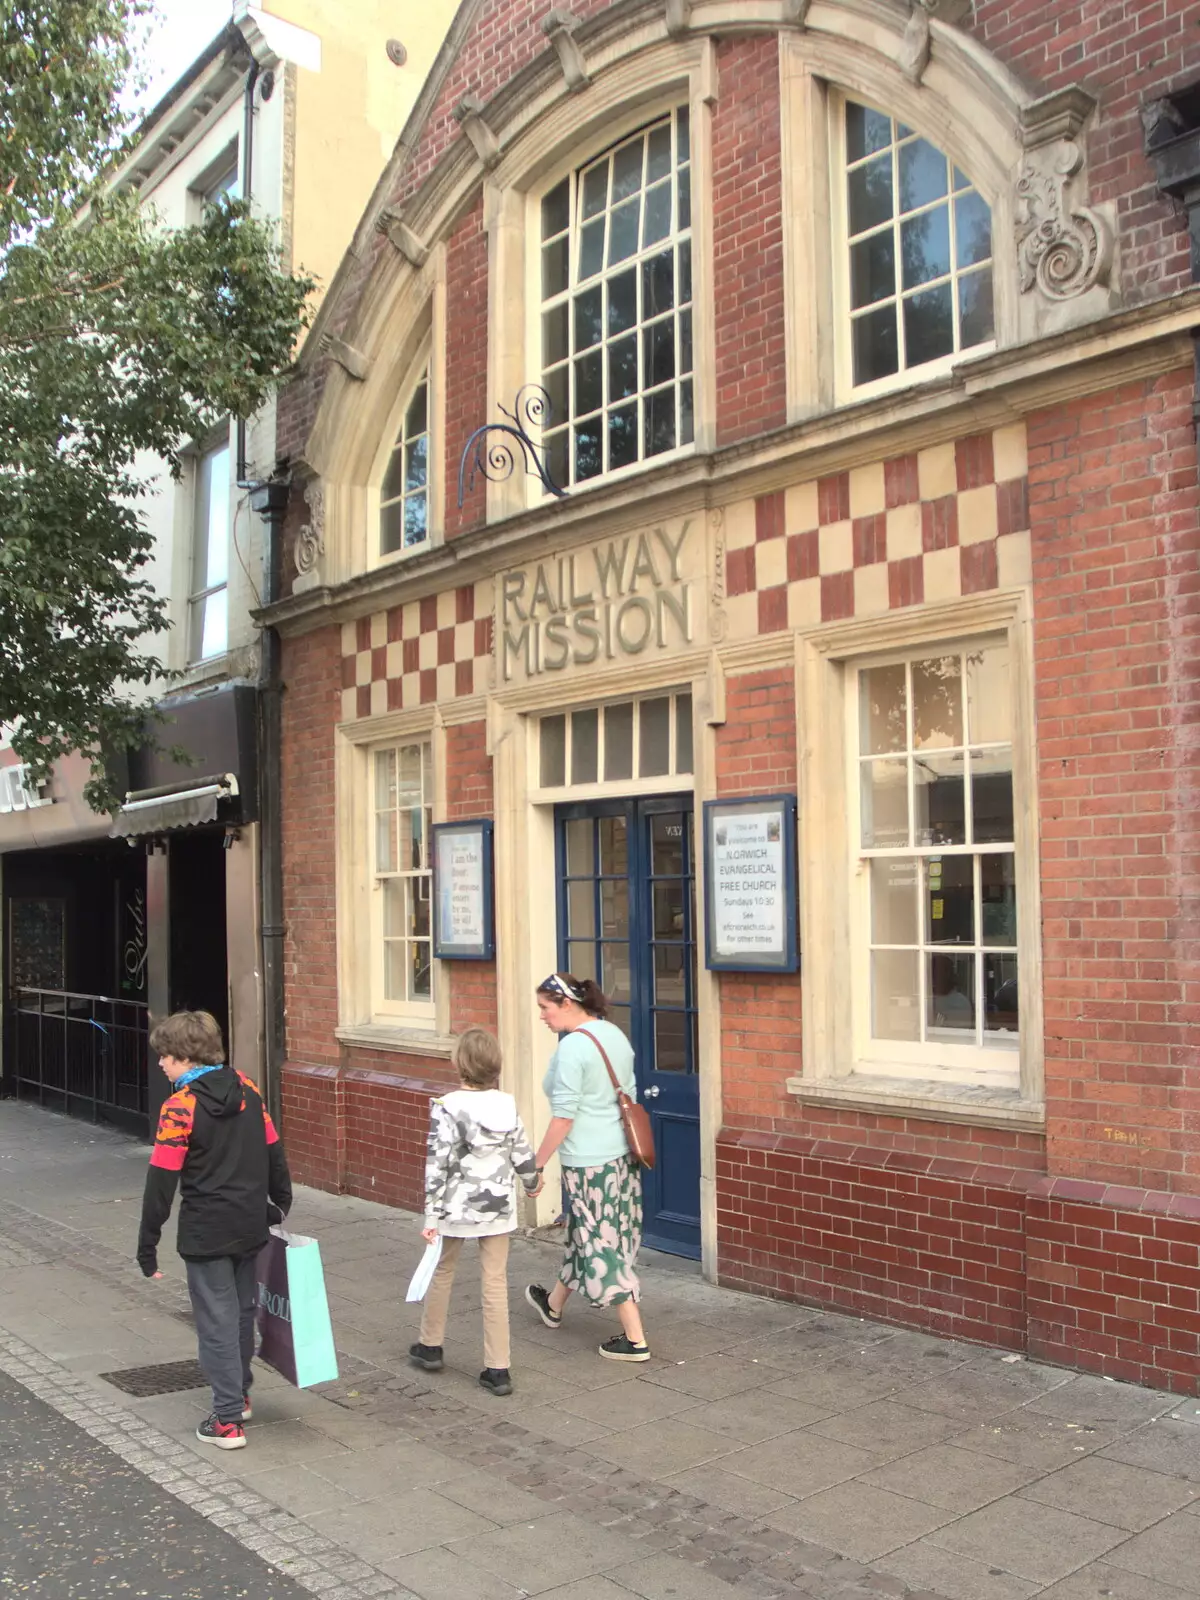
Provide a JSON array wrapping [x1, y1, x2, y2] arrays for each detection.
[[249, 478, 290, 1121], [1144, 87, 1200, 427], [236, 50, 260, 486]]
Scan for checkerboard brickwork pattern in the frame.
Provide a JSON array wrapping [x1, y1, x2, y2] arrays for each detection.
[[339, 580, 493, 722], [723, 425, 1032, 637]]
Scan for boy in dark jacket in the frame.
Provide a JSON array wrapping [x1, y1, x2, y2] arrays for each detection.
[[137, 1010, 292, 1451]]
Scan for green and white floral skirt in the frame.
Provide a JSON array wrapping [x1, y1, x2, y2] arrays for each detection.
[[558, 1155, 642, 1307]]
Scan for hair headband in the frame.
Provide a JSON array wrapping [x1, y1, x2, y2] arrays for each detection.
[[539, 972, 585, 1003]]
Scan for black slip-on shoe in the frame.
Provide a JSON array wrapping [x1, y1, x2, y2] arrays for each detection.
[[409, 1342, 445, 1372], [599, 1334, 651, 1363], [479, 1367, 513, 1396], [524, 1284, 562, 1329]]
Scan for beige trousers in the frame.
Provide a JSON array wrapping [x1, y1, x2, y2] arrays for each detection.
[[419, 1233, 511, 1370]]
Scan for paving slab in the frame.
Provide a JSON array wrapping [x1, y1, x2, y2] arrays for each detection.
[[379, 1543, 528, 1600], [639, 1351, 779, 1401], [444, 1509, 652, 1594], [1102, 1421, 1200, 1485], [765, 1480, 955, 1562], [604, 1550, 746, 1597], [1102, 1512, 1200, 1593], [859, 1441, 1042, 1513], [676, 1386, 832, 1443], [585, 1416, 737, 1478], [1027, 1376, 1179, 1433], [1036, 1561, 1199, 1600], [311, 1485, 498, 1562], [949, 1407, 1121, 1472], [1017, 1455, 1200, 1531], [875, 1539, 1040, 1600], [661, 1461, 798, 1519], [720, 1429, 886, 1498], [926, 1495, 1130, 1583], [807, 1399, 965, 1459]]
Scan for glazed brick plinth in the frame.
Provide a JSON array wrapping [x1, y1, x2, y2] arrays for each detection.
[[282, 1058, 448, 1212], [717, 1130, 1200, 1393]]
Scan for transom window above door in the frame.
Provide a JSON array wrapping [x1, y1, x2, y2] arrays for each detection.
[[538, 692, 693, 790], [539, 109, 693, 491], [839, 99, 994, 391]]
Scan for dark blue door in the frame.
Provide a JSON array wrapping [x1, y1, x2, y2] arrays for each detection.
[[556, 796, 700, 1258]]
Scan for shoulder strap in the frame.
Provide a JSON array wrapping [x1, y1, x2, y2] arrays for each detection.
[[574, 1024, 623, 1097]]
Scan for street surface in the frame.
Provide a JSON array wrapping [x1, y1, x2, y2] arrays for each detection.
[[2, 1100, 1200, 1600], [0, 1367, 309, 1597]]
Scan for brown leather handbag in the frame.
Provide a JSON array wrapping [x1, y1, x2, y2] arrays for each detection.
[[576, 1025, 656, 1170]]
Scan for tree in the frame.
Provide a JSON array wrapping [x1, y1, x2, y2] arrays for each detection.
[[0, 1, 313, 808]]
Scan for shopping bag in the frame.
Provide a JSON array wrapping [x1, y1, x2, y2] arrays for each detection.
[[256, 1227, 339, 1387], [405, 1236, 443, 1302]]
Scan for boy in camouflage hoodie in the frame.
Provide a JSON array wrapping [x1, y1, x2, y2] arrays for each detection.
[[409, 1027, 541, 1396]]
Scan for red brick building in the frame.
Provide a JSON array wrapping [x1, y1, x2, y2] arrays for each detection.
[[265, 0, 1200, 1391]]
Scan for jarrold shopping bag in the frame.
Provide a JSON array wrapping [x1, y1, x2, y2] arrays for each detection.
[[256, 1226, 339, 1387]]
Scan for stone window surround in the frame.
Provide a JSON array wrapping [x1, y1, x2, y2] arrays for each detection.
[[794, 588, 1045, 1127]]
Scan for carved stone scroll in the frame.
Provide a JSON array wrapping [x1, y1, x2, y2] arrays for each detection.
[[542, 9, 590, 92], [454, 94, 501, 170], [1016, 142, 1112, 302], [377, 207, 430, 269], [294, 480, 325, 583]]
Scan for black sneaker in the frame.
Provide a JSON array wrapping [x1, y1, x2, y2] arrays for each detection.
[[524, 1284, 562, 1329], [409, 1342, 444, 1371], [479, 1367, 513, 1396], [195, 1413, 246, 1450], [599, 1334, 650, 1363]]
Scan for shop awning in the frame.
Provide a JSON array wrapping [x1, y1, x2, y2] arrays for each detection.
[[110, 774, 238, 840]]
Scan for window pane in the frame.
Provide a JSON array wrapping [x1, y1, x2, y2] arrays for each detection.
[[852, 305, 898, 385], [851, 230, 895, 310], [600, 944, 631, 1003], [565, 816, 593, 875], [609, 336, 638, 400], [384, 939, 409, 1001], [644, 386, 676, 457], [654, 942, 686, 1004], [543, 235, 570, 297], [604, 701, 634, 779], [680, 308, 693, 374], [574, 349, 602, 416], [546, 428, 569, 491], [575, 419, 601, 481], [574, 286, 603, 350], [926, 855, 973, 943], [411, 937, 431, 1000], [846, 102, 892, 163], [654, 1008, 689, 1073], [405, 381, 428, 438], [607, 197, 640, 265], [374, 749, 396, 811], [912, 656, 963, 749], [578, 217, 605, 280], [608, 268, 637, 335], [651, 812, 685, 876], [899, 138, 949, 210], [861, 662, 907, 754], [644, 318, 676, 388], [399, 744, 424, 805], [680, 379, 694, 446], [600, 876, 629, 938], [984, 952, 1019, 1040], [872, 948, 919, 1041], [849, 153, 893, 236], [544, 304, 569, 365], [955, 190, 992, 268], [966, 644, 1011, 743], [582, 162, 608, 217], [599, 814, 627, 875], [972, 748, 1014, 844], [380, 502, 404, 556], [928, 952, 974, 1032], [647, 123, 672, 182], [404, 494, 428, 549], [381, 446, 406, 504], [900, 204, 951, 290], [861, 757, 908, 848], [382, 878, 411, 939], [545, 363, 569, 425], [640, 697, 671, 776], [981, 854, 1017, 946], [871, 858, 918, 945], [914, 752, 966, 846], [609, 403, 639, 471], [612, 138, 644, 201], [675, 693, 693, 773], [542, 178, 569, 239], [903, 282, 954, 368], [375, 809, 397, 874], [568, 879, 596, 940], [643, 179, 671, 246], [541, 714, 566, 787], [642, 249, 674, 316], [572, 707, 598, 783], [959, 267, 995, 350], [567, 940, 598, 982], [199, 588, 228, 659]]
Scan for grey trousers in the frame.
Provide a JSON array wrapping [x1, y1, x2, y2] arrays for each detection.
[[186, 1252, 259, 1423]]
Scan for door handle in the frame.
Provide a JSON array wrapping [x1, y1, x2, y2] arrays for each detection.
[[643, 1085, 660, 1098]]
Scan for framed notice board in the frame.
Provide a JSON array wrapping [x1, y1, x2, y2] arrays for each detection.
[[702, 794, 798, 972]]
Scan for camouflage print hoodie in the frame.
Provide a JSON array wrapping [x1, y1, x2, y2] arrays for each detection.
[[424, 1088, 540, 1237]]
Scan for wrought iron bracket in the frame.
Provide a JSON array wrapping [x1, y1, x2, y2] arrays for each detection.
[[457, 385, 567, 507]]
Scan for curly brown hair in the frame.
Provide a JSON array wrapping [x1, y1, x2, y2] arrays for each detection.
[[149, 1010, 226, 1066]]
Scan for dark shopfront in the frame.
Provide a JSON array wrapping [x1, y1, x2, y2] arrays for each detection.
[[1, 683, 263, 1134]]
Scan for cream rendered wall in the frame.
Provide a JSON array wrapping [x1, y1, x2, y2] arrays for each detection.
[[274, 0, 457, 308]]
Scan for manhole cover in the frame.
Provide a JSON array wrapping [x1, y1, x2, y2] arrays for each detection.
[[99, 1359, 208, 1396]]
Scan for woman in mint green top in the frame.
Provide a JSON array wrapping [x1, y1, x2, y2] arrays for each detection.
[[523, 973, 650, 1364]]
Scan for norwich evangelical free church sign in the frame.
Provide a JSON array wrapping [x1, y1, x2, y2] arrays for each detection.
[[498, 519, 700, 683]]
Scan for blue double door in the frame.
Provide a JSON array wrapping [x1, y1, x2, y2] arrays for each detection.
[[555, 796, 701, 1258]]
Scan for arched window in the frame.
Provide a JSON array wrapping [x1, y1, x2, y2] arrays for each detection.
[[538, 108, 694, 490], [379, 370, 430, 557], [838, 99, 994, 391]]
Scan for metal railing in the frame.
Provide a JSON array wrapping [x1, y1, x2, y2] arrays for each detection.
[[7, 988, 149, 1131]]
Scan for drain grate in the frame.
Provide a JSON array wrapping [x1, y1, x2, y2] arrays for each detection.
[[99, 1359, 208, 1397]]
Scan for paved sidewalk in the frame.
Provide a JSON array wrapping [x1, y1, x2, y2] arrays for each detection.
[[2, 1103, 1200, 1600]]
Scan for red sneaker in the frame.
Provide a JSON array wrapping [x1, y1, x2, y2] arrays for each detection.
[[195, 1414, 246, 1450]]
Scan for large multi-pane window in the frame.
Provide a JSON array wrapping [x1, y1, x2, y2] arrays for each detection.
[[842, 100, 994, 388], [373, 742, 434, 1011], [188, 438, 230, 662], [380, 372, 430, 557], [856, 642, 1017, 1062], [539, 109, 693, 489]]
